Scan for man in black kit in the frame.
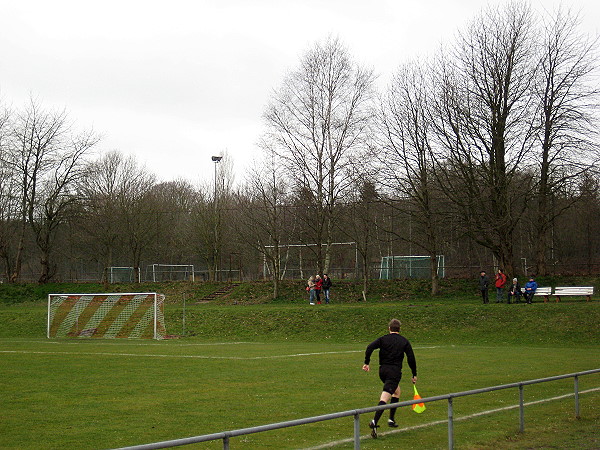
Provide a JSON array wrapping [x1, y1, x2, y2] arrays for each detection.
[[362, 318, 417, 439]]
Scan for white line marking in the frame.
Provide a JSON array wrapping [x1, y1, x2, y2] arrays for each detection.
[[0, 346, 439, 360], [304, 387, 600, 449], [0, 339, 259, 346], [0, 350, 363, 360]]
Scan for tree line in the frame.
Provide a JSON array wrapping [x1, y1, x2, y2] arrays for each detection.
[[0, 2, 598, 297]]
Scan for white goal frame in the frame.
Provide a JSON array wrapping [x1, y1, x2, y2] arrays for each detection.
[[146, 264, 195, 282], [47, 292, 166, 340], [379, 255, 445, 279], [107, 266, 141, 283]]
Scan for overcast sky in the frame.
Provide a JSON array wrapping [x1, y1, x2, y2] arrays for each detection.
[[1, 0, 598, 186]]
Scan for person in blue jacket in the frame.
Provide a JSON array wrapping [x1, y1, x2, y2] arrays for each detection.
[[523, 276, 538, 304]]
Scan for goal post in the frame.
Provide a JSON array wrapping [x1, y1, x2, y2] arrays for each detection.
[[47, 292, 166, 340]]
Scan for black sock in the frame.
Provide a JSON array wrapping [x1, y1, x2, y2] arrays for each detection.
[[389, 397, 399, 421], [373, 400, 386, 425]]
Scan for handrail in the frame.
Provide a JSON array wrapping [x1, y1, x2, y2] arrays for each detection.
[[113, 368, 600, 450]]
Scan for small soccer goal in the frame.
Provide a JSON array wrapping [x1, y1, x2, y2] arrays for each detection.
[[379, 255, 445, 279], [106, 267, 140, 283], [47, 292, 166, 340], [146, 264, 195, 282]]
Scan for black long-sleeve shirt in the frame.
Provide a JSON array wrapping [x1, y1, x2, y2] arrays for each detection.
[[364, 333, 417, 377]]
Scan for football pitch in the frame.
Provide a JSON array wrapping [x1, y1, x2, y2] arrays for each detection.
[[1, 337, 599, 449]]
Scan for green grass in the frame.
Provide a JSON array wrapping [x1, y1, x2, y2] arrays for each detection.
[[0, 279, 599, 448], [0, 338, 598, 449]]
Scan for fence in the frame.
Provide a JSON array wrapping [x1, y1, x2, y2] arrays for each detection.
[[114, 368, 599, 450], [7, 261, 600, 284]]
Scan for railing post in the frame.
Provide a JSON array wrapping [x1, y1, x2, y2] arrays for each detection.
[[223, 434, 230, 450], [353, 412, 361, 450], [519, 384, 525, 432], [448, 396, 454, 450], [574, 375, 580, 419]]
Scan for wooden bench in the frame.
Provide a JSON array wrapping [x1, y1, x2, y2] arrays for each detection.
[[521, 286, 552, 302], [554, 286, 594, 302]]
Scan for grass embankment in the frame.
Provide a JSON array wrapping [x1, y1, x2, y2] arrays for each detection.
[[1, 277, 599, 346], [3, 275, 599, 305]]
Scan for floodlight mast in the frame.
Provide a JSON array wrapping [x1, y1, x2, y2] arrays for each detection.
[[211, 156, 222, 201]]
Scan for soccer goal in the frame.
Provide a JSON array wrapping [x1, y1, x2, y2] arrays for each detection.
[[146, 264, 195, 282], [107, 267, 140, 283], [379, 255, 445, 279], [47, 293, 166, 340]]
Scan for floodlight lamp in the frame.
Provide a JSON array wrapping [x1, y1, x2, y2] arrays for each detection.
[[211, 156, 223, 162]]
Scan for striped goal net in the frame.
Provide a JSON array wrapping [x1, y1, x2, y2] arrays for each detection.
[[47, 292, 166, 339]]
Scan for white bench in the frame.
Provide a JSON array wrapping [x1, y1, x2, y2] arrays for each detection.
[[520, 286, 552, 302], [554, 286, 594, 302]]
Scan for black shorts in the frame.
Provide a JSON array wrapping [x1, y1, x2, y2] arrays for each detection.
[[379, 364, 402, 394]]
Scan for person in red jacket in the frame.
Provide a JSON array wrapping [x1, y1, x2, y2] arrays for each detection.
[[495, 268, 508, 303], [314, 274, 323, 304]]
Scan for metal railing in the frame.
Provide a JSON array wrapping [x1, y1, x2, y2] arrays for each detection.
[[114, 369, 600, 450]]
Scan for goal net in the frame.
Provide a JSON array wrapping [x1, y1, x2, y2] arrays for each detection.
[[47, 293, 166, 339], [107, 267, 139, 283], [146, 264, 195, 282], [379, 255, 445, 279]]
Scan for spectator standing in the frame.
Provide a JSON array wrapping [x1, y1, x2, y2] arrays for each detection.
[[315, 275, 323, 304], [307, 276, 317, 305], [479, 271, 490, 304], [495, 269, 507, 303], [507, 278, 522, 304], [322, 274, 332, 304], [523, 276, 538, 304]]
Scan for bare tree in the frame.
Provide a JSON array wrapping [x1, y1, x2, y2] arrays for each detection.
[[531, 6, 600, 275], [431, 2, 537, 275], [147, 179, 197, 264], [377, 61, 444, 294], [5, 98, 68, 282], [30, 130, 98, 282], [235, 150, 290, 298], [573, 173, 600, 274], [79, 151, 127, 274], [0, 104, 17, 280], [190, 154, 235, 281], [263, 36, 375, 275], [114, 157, 157, 282], [81, 151, 156, 282], [338, 178, 377, 296]]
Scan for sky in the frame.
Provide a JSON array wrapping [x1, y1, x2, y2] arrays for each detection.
[[1, 0, 599, 186]]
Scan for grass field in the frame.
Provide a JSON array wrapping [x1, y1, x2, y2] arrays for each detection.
[[1, 337, 599, 449], [1, 280, 599, 449]]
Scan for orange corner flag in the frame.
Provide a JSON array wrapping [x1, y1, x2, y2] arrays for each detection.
[[412, 385, 426, 413]]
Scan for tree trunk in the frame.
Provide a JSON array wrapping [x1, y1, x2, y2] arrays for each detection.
[[10, 221, 26, 283], [38, 254, 51, 284], [271, 245, 281, 299], [497, 239, 516, 278], [362, 251, 369, 298], [430, 254, 440, 295], [534, 154, 551, 276], [534, 230, 548, 276]]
